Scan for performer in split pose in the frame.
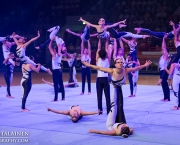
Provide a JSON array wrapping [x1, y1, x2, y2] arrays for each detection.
[[12, 31, 52, 75], [84, 59, 152, 137], [3, 52, 20, 98], [78, 17, 126, 39], [47, 106, 101, 123], [21, 57, 41, 112], [80, 38, 91, 95], [66, 25, 97, 41], [95, 38, 111, 115], [48, 39, 67, 101]]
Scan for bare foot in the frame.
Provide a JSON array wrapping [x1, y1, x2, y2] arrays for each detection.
[[80, 92, 84, 95], [171, 106, 178, 110], [132, 95, 136, 97], [47, 69, 52, 75], [128, 95, 134, 97], [6, 95, 14, 98], [160, 98, 164, 101], [163, 99, 170, 102], [119, 24, 126, 28], [61, 98, 65, 101], [35, 46, 40, 49], [51, 100, 58, 102], [42, 78, 45, 82], [88, 92, 91, 95], [134, 28, 141, 34], [21, 109, 30, 112]]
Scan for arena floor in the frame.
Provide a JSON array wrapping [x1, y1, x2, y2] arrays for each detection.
[[0, 72, 179, 145]]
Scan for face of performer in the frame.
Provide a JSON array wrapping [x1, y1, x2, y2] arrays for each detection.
[[127, 55, 132, 61], [18, 37, 26, 43], [9, 53, 15, 59], [115, 58, 124, 69], [83, 48, 88, 55], [71, 111, 78, 122], [118, 48, 123, 55], [98, 18, 105, 25]]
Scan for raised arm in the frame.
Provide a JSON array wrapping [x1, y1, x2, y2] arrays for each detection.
[[12, 36, 20, 46], [96, 38, 101, 61], [48, 40, 55, 57], [105, 38, 111, 62], [81, 39, 84, 56], [113, 38, 117, 60], [30, 64, 41, 73], [87, 40, 91, 57], [66, 28, 81, 37], [23, 31, 40, 48], [80, 111, 98, 116], [170, 21, 177, 46], [162, 35, 168, 59], [125, 60, 152, 74], [82, 61, 113, 74], [89, 129, 116, 136], [3, 57, 10, 64], [57, 43, 63, 56], [47, 108, 70, 115], [105, 19, 126, 29], [119, 39, 124, 55], [121, 37, 129, 44], [79, 17, 97, 28], [165, 63, 175, 75]]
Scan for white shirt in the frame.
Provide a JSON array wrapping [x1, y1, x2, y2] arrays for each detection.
[[81, 55, 91, 68], [97, 58, 110, 77], [52, 54, 62, 70]]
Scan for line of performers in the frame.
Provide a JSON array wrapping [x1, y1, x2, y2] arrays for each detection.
[[1, 18, 180, 138]]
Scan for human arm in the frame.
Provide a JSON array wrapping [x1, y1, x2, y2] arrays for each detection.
[[3, 57, 10, 64], [80, 110, 99, 116], [121, 37, 129, 44], [90, 33, 98, 37], [125, 60, 152, 74], [61, 58, 68, 61], [30, 64, 41, 73], [47, 108, 70, 115], [79, 17, 97, 28], [165, 63, 175, 75], [113, 38, 117, 60], [87, 40, 91, 57], [82, 61, 113, 73], [23, 31, 40, 48], [96, 38, 101, 61], [66, 28, 81, 37], [105, 19, 126, 29], [48, 40, 55, 57], [89, 129, 116, 136], [81, 39, 84, 56], [162, 35, 168, 60], [119, 39, 124, 55], [105, 38, 111, 61], [169, 21, 177, 46]]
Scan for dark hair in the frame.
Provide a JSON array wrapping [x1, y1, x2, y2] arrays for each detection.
[[98, 49, 107, 59], [71, 117, 79, 123], [29, 56, 34, 60], [166, 48, 170, 53], [9, 52, 14, 55], [121, 126, 130, 138], [114, 58, 122, 63]]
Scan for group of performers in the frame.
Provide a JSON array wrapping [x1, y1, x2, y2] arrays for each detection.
[[1, 17, 180, 138]]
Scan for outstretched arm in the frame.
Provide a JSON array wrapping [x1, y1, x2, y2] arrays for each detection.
[[30, 64, 40, 73], [121, 37, 129, 44], [47, 108, 70, 115], [90, 33, 98, 37], [170, 21, 177, 46], [66, 29, 81, 37], [165, 63, 175, 75], [126, 60, 152, 73], [79, 17, 97, 28], [89, 129, 116, 136], [80, 111, 98, 116], [105, 19, 126, 29], [82, 61, 113, 73], [23, 31, 40, 48]]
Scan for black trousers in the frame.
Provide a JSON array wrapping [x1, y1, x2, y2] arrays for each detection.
[[4, 72, 12, 96], [22, 78, 32, 109], [96, 77, 111, 114], [115, 86, 126, 124], [160, 70, 170, 101], [128, 73, 133, 95], [68, 67, 75, 87], [81, 67, 91, 93], [52, 69, 65, 101], [39, 39, 51, 49]]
